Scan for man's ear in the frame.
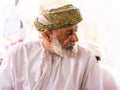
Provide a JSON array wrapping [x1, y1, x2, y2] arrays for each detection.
[[42, 30, 52, 42]]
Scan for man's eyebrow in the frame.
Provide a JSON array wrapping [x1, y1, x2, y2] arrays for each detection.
[[65, 29, 76, 35], [66, 29, 73, 33]]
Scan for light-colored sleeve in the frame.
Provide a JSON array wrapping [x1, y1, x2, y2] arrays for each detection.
[[81, 54, 103, 90], [99, 62, 120, 90], [0, 50, 14, 90]]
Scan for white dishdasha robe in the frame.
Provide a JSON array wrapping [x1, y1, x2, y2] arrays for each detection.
[[0, 40, 103, 90]]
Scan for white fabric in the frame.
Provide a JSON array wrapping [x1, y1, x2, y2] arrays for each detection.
[[0, 40, 103, 90], [38, 15, 52, 25], [79, 40, 106, 59], [99, 62, 120, 90]]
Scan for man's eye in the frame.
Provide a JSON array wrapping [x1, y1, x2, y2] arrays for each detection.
[[63, 32, 72, 39], [63, 34, 69, 39], [67, 30, 73, 35]]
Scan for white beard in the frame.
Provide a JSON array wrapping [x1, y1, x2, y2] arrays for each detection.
[[51, 37, 78, 58]]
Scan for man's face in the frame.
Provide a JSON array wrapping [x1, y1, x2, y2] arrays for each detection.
[[51, 25, 79, 57], [55, 25, 78, 50]]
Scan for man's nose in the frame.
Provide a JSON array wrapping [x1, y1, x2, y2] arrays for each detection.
[[71, 33, 79, 42]]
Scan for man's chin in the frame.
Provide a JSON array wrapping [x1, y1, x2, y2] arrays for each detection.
[[51, 37, 78, 58], [56, 47, 78, 58], [65, 43, 75, 51], [65, 46, 74, 51]]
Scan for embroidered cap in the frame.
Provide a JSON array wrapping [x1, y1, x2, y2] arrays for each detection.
[[34, 4, 83, 32]]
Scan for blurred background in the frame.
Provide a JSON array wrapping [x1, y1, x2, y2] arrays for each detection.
[[0, 0, 120, 72]]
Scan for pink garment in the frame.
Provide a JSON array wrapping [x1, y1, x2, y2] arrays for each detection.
[[0, 40, 119, 90], [99, 62, 120, 90]]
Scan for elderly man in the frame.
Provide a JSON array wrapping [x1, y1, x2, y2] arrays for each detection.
[[0, 4, 103, 90]]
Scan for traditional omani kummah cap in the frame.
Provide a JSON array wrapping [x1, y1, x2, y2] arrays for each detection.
[[34, 4, 83, 32]]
